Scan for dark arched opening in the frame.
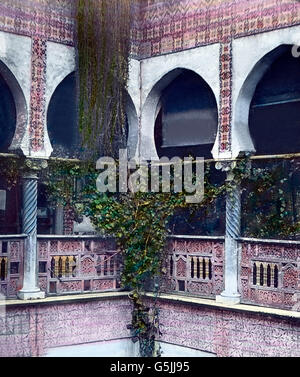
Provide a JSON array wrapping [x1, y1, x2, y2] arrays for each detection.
[[249, 47, 300, 155], [0, 69, 20, 234], [47, 72, 79, 158], [154, 70, 224, 236], [154, 70, 218, 159], [0, 72, 17, 153]]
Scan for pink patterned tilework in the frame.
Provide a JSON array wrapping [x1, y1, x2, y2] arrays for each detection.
[[29, 38, 47, 152], [157, 300, 300, 357], [1, 297, 299, 357], [137, 0, 300, 58], [0, 298, 132, 357]]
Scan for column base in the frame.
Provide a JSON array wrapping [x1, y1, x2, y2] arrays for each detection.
[[18, 290, 45, 301], [216, 292, 241, 305]]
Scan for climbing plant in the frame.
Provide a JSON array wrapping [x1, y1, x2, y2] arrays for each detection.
[[75, 0, 133, 158], [79, 162, 226, 357], [38, 156, 300, 356], [0, 155, 20, 188], [241, 158, 300, 239]]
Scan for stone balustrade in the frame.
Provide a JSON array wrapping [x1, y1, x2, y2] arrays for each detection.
[[37, 236, 122, 295], [1, 234, 299, 311], [162, 236, 225, 298]]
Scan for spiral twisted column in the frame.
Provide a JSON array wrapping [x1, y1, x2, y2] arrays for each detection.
[[18, 169, 45, 300], [216, 162, 241, 305], [226, 183, 241, 239], [23, 177, 38, 236]]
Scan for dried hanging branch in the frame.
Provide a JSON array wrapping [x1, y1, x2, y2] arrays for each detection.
[[75, 0, 133, 159]]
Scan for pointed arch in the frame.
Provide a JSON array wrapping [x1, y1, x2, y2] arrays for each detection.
[[141, 67, 219, 160], [46, 71, 79, 157], [233, 43, 300, 156]]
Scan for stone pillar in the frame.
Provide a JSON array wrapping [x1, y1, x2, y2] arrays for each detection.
[[18, 160, 47, 300], [216, 161, 241, 305]]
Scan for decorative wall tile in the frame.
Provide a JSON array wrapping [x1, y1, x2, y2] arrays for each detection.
[[29, 37, 47, 152]]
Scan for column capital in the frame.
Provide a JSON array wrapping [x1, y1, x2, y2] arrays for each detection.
[[216, 156, 252, 183], [21, 158, 48, 179], [23, 157, 48, 171], [215, 160, 236, 173], [215, 160, 239, 184]]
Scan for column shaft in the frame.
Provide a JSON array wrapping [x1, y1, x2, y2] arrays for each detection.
[[216, 171, 241, 305], [18, 174, 45, 300]]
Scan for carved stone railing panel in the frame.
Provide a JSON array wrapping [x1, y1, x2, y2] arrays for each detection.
[[163, 236, 225, 298], [0, 236, 26, 298], [239, 239, 300, 310], [37, 236, 122, 296]]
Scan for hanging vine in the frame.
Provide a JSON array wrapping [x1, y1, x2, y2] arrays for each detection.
[[75, 0, 133, 158], [80, 162, 226, 357], [38, 156, 300, 356]]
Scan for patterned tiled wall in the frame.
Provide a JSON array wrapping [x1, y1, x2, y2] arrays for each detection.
[[30, 38, 47, 152], [137, 0, 300, 59], [0, 1, 299, 155], [158, 299, 300, 357], [0, 0, 75, 45], [1, 297, 299, 357], [0, 0, 142, 48], [0, 298, 132, 357], [1, 1, 299, 59]]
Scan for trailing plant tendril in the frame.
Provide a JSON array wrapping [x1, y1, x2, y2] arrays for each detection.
[[75, 0, 133, 159]]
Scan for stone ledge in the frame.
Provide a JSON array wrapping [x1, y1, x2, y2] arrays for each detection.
[[0, 291, 130, 307], [2, 290, 300, 321], [144, 292, 300, 320], [0, 234, 27, 239], [168, 235, 225, 241], [36, 235, 112, 240], [238, 237, 300, 245]]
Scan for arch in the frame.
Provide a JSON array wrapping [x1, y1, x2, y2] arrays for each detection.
[[47, 70, 137, 159], [0, 60, 28, 153], [154, 70, 218, 159], [44, 42, 76, 158], [249, 46, 300, 155], [233, 43, 299, 156], [47, 71, 79, 157], [141, 68, 219, 161]]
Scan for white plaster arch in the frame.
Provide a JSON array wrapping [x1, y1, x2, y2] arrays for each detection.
[[232, 25, 300, 158], [139, 44, 220, 161], [0, 31, 32, 155]]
